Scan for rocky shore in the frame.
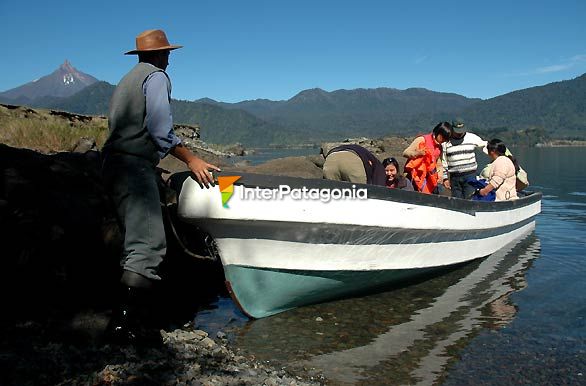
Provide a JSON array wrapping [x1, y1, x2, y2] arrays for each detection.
[[2, 317, 324, 385], [0, 142, 330, 386]]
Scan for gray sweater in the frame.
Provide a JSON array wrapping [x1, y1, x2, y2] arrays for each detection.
[[103, 62, 165, 165]]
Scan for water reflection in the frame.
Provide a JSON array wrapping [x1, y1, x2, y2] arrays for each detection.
[[226, 231, 541, 385], [541, 199, 586, 226]]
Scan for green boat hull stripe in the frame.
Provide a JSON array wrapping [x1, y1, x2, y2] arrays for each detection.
[[224, 264, 459, 318]]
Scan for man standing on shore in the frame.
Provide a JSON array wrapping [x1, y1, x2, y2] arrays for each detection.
[[102, 29, 220, 344]]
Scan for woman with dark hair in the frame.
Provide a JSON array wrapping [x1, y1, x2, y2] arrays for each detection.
[[441, 119, 487, 199], [478, 139, 518, 201], [402, 122, 451, 194], [383, 157, 414, 191], [480, 143, 529, 191]]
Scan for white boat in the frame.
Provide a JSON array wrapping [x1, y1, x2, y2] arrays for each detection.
[[170, 172, 541, 318]]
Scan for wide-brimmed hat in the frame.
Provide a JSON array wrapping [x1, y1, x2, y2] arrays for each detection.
[[125, 29, 183, 55]]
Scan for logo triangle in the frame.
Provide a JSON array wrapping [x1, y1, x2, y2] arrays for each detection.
[[218, 176, 241, 192]]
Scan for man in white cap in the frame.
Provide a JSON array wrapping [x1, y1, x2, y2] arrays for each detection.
[[102, 29, 220, 344]]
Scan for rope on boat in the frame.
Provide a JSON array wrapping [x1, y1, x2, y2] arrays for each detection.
[[160, 174, 219, 262]]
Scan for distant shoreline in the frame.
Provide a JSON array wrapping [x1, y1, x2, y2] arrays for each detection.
[[266, 143, 320, 149], [259, 139, 586, 151], [535, 140, 586, 147]]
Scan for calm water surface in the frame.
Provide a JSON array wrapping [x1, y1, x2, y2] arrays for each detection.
[[239, 146, 319, 165], [194, 147, 586, 385]]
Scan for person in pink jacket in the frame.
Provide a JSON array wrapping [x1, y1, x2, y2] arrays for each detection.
[[479, 139, 519, 201]]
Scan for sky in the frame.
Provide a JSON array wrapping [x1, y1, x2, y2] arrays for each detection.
[[0, 0, 585, 103]]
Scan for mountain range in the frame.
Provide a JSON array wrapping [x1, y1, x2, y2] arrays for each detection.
[[1, 61, 585, 146]]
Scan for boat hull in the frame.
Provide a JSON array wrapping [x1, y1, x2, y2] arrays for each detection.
[[217, 219, 535, 318], [172, 172, 541, 318], [224, 264, 442, 318]]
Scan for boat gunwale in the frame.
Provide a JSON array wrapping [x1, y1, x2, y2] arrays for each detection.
[[170, 171, 542, 214]]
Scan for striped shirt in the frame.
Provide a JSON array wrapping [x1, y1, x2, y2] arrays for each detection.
[[441, 132, 487, 177]]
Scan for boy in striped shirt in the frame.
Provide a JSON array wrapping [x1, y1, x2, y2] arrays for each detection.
[[441, 119, 487, 199]]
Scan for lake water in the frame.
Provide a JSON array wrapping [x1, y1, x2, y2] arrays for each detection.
[[239, 146, 320, 165], [193, 146, 586, 385]]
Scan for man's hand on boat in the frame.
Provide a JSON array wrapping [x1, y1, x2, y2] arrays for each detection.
[[187, 157, 221, 188], [170, 144, 221, 188]]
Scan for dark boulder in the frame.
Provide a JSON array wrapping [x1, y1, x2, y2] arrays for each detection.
[[0, 144, 122, 317], [0, 144, 227, 330]]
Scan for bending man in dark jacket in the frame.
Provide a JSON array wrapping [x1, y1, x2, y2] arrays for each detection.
[[322, 144, 386, 186]]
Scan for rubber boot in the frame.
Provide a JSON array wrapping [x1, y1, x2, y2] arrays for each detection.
[[105, 272, 162, 346]]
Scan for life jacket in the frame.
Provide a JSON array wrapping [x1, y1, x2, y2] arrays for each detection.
[[423, 133, 441, 161], [404, 133, 440, 194]]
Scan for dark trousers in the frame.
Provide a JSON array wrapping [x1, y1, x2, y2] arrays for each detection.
[[450, 170, 477, 199], [102, 153, 165, 283]]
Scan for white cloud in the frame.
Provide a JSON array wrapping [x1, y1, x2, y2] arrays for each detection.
[[534, 63, 573, 74], [531, 54, 586, 75], [571, 54, 586, 62], [414, 55, 428, 65]]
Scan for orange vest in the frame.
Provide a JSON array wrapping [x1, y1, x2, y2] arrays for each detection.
[[404, 133, 440, 194]]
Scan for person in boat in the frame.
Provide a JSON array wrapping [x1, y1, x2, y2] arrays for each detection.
[[478, 139, 519, 201], [101, 29, 220, 344], [383, 157, 414, 190], [322, 144, 386, 186], [441, 118, 487, 199], [480, 146, 529, 192], [402, 121, 451, 194], [478, 138, 519, 201]]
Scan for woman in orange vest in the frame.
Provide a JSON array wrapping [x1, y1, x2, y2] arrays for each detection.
[[402, 122, 451, 194]]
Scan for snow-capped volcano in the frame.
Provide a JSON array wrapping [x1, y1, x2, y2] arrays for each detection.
[[0, 60, 99, 102]]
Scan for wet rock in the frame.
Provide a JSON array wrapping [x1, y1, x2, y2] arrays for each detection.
[[321, 137, 386, 156], [174, 123, 201, 139], [201, 336, 216, 349], [70, 137, 97, 153], [264, 378, 279, 386], [223, 142, 247, 156], [233, 159, 252, 168]]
